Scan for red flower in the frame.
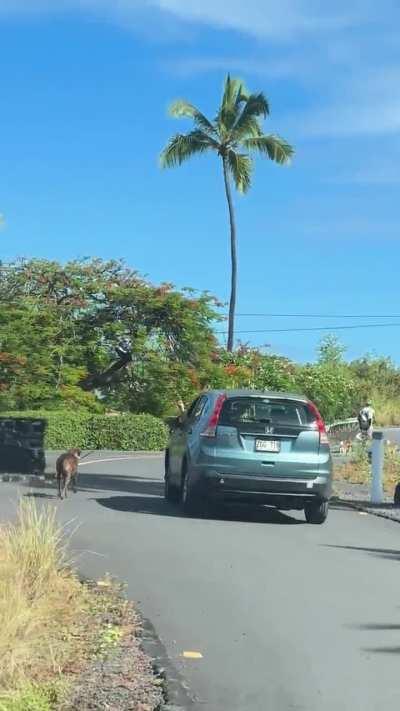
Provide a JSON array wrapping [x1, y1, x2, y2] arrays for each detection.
[[224, 364, 238, 376]]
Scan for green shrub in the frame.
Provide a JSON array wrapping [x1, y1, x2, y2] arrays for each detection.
[[0, 412, 168, 451], [89, 414, 168, 451], [295, 363, 356, 423]]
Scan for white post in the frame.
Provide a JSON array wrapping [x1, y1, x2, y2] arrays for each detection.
[[371, 431, 384, 504]]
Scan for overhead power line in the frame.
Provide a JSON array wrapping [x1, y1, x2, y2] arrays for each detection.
[[216, 322, 400, 335], [232, 313, 400, 319]]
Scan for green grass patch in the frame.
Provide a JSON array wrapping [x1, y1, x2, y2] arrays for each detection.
[[0, 682, 65, 711]]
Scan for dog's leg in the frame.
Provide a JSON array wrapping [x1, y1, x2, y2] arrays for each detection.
[[73, 471, 79, 494], [63, 474, 69, 500], [58, 475, 63, 499]]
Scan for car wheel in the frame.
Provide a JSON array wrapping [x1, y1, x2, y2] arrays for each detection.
[[181, 465, 202, 516], [304, 500, 329, 524], [164, 459, 180, 504]]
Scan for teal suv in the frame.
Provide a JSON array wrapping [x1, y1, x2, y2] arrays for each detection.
[[165, 390, 333, 524]]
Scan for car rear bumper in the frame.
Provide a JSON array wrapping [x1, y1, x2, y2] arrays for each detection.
[[196, 469, 332, 508]]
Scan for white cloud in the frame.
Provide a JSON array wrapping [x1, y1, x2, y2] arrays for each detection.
[[1, 0, 399, 141], [294, 102, 400, 139], [283, 64, 400, 139], [157, 0, 357, 40], [340, 159, 400, 186], [0, 0, 380, 38], [165, 55, 310, 81]]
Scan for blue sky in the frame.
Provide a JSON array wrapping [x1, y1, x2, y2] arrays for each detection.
[[1, 0, 400, 363]]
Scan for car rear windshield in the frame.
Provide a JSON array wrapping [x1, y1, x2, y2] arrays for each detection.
[[219, 397, 312, 427]]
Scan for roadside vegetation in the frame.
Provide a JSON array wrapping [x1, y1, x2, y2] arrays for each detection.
[[335, 442, 400, 495], [1, 258, 400, 427], [0, 411, 168, 452], [0, 500, 161, 711]]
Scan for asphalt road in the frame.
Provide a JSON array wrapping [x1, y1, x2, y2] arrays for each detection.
[[384, 427, 400, 445], [1, 453, 400, 710]]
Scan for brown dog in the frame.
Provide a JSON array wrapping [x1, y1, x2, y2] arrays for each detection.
[[56, 448, 81, 499]]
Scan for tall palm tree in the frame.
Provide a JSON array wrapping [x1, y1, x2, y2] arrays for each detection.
[[160, 75, 294, 352]]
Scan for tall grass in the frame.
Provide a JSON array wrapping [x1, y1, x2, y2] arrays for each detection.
[[0, 500, 85, 691], [369, 392, 400, 427]]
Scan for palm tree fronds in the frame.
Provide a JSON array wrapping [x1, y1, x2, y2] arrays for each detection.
[[217, 75, 249, 136], [233, 93, 270, 140], [169, 100, 217, 136], [233, 116, 263, 142], [242, 93, 270, 119], [222, 74, 247, 112], [160, 130, 217, 168], [243, 134, 294, 165], [227, 151, 253, 193], [235, 85, 250, 108], [217, 106, 239, 137]]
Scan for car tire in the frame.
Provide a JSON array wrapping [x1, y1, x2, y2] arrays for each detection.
[[304, 500, 329, 524], [164, 459, 180, 504], [181, 464, 203, 516]]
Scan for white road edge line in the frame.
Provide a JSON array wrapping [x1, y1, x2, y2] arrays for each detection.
[[79, 455, 161, 467]]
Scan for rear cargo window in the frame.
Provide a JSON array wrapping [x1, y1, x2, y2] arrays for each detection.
[[219, 398, 311, 427]]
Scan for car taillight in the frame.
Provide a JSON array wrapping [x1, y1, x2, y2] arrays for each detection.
[[201, 393, 227, 438], [307, 401, 329, 446]]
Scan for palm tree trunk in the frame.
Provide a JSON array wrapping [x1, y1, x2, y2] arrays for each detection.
[[222, 157, 237, 352]]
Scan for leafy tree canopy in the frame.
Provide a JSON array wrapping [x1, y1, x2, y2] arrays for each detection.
[[0, 258, 220, 414]]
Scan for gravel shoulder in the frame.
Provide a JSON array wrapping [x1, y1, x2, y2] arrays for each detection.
[[333, 479, 400, 523], [58, 580, 165, 711]]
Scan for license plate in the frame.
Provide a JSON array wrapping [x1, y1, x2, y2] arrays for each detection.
[[255, 439, 280, 453]]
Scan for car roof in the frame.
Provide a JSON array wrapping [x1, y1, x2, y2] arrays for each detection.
[[203, 389, 308, 402]]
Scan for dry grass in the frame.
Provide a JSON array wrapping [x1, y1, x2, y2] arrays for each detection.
[[370, 393, 400, 427], [335, 442, 400, 495], [0, 499, 88, 702], [0, 500, 147, 711]]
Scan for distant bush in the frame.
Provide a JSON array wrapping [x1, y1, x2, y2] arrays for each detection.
[[89, 414, 168, 451], [365, 392, 400, 427], [0, 411, 168, 451], [295, 362, 356, 424]]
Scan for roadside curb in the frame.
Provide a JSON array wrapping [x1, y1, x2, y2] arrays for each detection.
[[332, 495, 400, 525], [77, 574, 195, 711], [140, 616, 197, 710], [0, 474, 47, 484]]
